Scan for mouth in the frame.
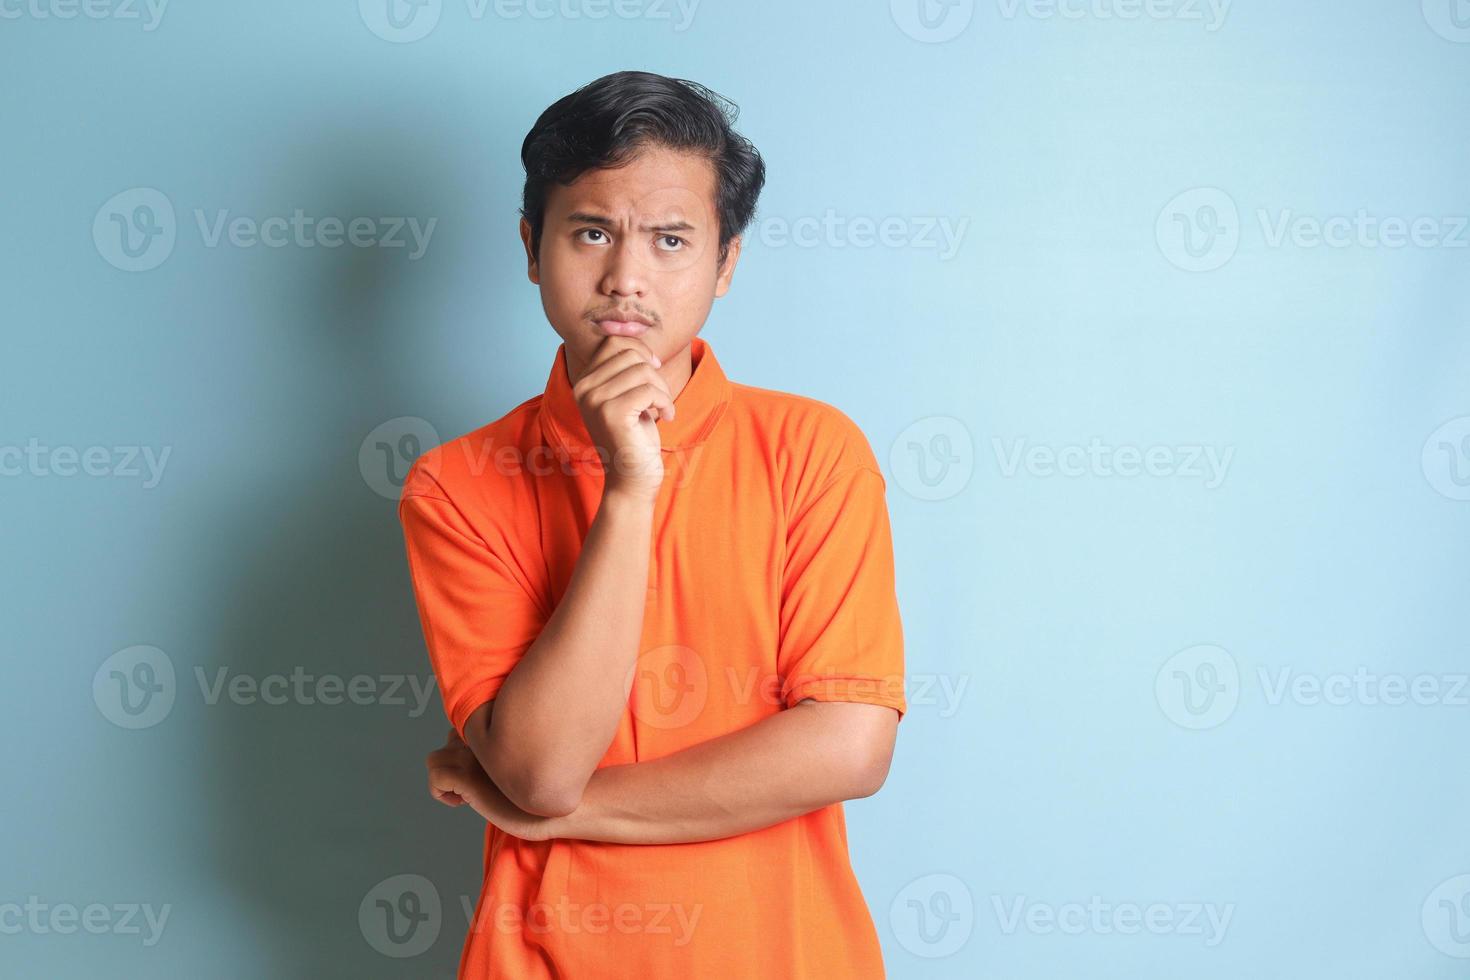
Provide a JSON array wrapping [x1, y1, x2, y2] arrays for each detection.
[[592, 313, 654, 337]]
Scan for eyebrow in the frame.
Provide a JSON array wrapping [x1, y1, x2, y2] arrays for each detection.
[[564, 210, 697, 233]]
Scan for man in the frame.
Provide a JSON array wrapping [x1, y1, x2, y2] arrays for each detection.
[[399, 70, 908, 978]]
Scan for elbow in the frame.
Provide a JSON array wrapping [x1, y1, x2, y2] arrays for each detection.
[[493, 760, 585, 818], [849, 741, 897, 799], [514, 781, 583, 818], [476, 708, 585, 818], [849, 762, 889, 800]]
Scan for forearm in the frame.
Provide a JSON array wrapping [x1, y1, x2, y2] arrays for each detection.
[[481, 488, 654, 815], [542, 700, 879, 845]]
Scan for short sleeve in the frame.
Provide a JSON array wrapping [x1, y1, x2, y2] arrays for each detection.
[[777, 464, 907, 720], [397, 461, 548, 738]]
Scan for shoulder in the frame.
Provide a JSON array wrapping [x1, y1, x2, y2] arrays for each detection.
[[399, 395, 543, 510], [729, 380, 886, 494]]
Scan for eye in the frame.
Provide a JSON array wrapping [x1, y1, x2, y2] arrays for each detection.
[[576, 228, 609, 244], [656, 235, 686, 252]]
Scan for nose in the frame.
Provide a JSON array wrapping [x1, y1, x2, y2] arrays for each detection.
[[599, 234, 647, 298]]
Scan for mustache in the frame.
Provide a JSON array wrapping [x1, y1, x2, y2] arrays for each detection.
[[587, 308, 657, 324]]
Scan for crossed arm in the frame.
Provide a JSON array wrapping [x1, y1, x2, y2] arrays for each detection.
[[430, 695, 898, 845], [416, 482, 900, 845]]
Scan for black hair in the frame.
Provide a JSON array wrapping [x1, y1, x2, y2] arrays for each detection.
[[519, 70, 766, 269]]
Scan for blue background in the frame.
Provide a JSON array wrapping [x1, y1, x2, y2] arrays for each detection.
[[3, 0, 1469, 976]]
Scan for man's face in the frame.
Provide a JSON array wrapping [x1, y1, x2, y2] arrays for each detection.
[[520, 144, 741, 375]]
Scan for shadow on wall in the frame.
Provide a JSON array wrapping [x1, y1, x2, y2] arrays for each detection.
[[196, 103, 528, 977]]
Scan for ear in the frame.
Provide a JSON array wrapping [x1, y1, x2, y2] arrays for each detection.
[[713, 234, 742, 298], [519, 217, 540, 285]]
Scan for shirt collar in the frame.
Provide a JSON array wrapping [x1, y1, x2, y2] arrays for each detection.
[[539, 336, 733, 461]]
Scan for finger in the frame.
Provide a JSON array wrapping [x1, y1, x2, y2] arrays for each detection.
[[428, 766, 473, 804], [609, 383, 676, 425], [574, 348, 664, 400], [587, 361, 674, 407], [591, 333, 661, 369]]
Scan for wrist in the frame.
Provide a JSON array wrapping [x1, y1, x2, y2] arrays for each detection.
[[600, 483, 660, 511]]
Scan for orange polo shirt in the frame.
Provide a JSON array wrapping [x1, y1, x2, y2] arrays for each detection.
[[398, 335, 907, 978]]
